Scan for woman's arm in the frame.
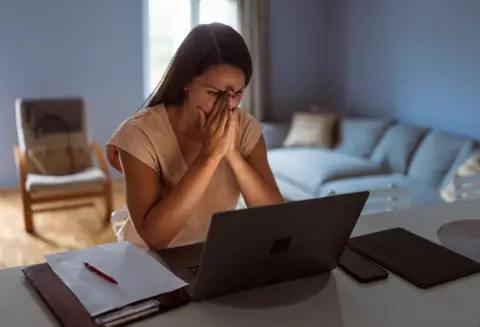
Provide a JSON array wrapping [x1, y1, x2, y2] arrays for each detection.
[[226, 135, 284, 207], [120, 149, 222, 249]]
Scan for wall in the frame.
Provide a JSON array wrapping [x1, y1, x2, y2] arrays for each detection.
[[267, 0, 328, 121], [0, 0, 329, 187], [3, 1, 478, 187], [325, 0, 480, 140], [0, 0, 144, 187]]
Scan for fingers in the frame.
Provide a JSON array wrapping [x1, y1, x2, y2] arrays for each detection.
[[217, 103, 230, 134], [224, 110, 236, 136], [215, 93, 229, 118], [227, 96, 235, 111], [198, 109, 207, 131], [209, 94, 224, 123], [209, 93, 229, 130]]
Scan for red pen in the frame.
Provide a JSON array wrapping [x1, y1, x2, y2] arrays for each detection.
[[83, 262, 118, 284]]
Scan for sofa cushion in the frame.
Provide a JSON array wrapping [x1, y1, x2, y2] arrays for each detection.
[[262, 122, 290, 149], [370, 124, 427, 174], [318, 174, 442, 205], [335, 118, 392, 158], [268, 148, 383, 195], [407, 131, 474, 188]]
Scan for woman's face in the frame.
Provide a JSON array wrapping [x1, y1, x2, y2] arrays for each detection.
[[185, 64, 246, 117]]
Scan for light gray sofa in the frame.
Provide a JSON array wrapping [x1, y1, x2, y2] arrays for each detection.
[[263, 117, 476, 206]]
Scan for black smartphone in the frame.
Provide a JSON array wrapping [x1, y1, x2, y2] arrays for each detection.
[[338, 248, 389, 283]]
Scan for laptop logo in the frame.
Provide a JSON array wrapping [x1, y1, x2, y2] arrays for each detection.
[[270, 237, 292, 254]]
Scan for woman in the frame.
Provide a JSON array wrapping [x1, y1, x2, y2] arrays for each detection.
[[107, 22, 284, 250]]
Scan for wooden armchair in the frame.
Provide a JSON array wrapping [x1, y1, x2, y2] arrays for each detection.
[[13, 97, 112, 233]]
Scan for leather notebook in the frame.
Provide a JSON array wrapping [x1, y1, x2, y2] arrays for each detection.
[[22, 263, 191, 327], [347, 227, 480, 289]]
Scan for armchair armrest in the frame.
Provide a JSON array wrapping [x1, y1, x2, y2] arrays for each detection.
[[91, 141, 110, 178], [262, 122, 290, 149], [13, 145, 28, 189]]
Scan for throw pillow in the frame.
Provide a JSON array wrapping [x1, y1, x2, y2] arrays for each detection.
[[408, 131, 474, 188], [335, 118, 392, 158], [440, 153, 480, 202], [283, 112, 336, 148]]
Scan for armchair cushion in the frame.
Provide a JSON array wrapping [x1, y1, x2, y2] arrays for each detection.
[[27, 145, 92, 175], [15, 97, 92, 175], [26, 167, 106, 192]]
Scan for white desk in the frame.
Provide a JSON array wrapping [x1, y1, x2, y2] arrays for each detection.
[[2, 199, 480, 327]]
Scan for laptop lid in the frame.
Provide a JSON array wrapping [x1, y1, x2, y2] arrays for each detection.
[[191, 191, 370, 300]]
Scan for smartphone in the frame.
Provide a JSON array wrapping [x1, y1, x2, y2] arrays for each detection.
[[338, 248, 389, 283]]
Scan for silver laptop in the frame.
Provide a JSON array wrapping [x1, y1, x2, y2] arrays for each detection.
[[158, 191, 369, 301]]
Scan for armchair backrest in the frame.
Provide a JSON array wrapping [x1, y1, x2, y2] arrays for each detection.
[[15, 97, 92, 175]]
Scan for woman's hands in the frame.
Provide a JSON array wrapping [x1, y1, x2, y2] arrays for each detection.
[[200, 93, 237, 160]]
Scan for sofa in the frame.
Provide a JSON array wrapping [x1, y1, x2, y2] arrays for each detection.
[[262, 115, 477, 207]]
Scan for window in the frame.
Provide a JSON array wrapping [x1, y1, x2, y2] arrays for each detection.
[[146, 0, 240, 95]]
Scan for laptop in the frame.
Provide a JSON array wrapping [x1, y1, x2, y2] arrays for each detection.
[[158, 191, 369, 301]]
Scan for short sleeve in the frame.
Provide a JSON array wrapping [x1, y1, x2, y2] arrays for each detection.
[[237, 109, 264, 157], [108, 121, 160, 174]]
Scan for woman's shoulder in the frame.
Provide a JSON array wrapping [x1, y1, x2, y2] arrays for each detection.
[[114, 105, 167, 133], [108, 104, 169, 144], [119, 104, 165, 130], [237, 107, 254, 118], [236, 107, 263, 130], [235, 107, 264, 156]]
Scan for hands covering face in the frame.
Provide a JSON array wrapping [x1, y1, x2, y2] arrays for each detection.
[[199, 92, 238, 159]]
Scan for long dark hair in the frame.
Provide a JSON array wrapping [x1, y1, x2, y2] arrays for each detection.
[[140, 22, 252, 111]]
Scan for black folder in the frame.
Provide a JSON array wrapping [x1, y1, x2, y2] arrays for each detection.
[[22, 263, 191, 327], [347, 227, 480, 289]]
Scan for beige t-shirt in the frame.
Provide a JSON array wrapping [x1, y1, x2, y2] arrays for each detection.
[[108, 104, 263, 248]]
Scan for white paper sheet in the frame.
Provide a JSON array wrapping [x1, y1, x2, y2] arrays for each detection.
[[44, 242, 187, 317]]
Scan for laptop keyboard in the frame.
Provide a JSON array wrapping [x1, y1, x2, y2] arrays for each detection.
[[188, 264, 199, 276]]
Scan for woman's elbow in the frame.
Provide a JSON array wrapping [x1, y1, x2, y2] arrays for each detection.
[[142, 234, 171, 251], [135, 216, 173, 250]]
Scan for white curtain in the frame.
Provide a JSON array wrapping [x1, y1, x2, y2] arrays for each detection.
[[238, 0, 269, 121]]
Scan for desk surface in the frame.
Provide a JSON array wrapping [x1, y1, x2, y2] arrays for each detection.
[[2, 199, 480, 327]]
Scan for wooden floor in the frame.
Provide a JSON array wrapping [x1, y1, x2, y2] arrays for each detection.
[[0, 178, 125, 269]]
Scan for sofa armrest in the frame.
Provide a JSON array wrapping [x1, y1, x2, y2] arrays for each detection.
[[262, 122, 290, 149]]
